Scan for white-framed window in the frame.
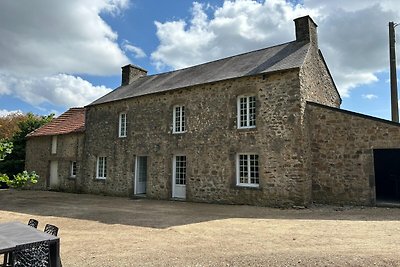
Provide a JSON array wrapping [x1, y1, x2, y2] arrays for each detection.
[[51, 136, 57, 154], [236, 153, 259, 187], [237, 96, 256, 129], [174, 155, 187, 185], [96, 156, 107, 179], [70, 161, 77, 178], [119, 113, 127, 137], [173, 105, 186, 133]]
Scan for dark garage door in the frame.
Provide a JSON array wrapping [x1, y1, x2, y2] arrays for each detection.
[[374, 149, 400, 202]]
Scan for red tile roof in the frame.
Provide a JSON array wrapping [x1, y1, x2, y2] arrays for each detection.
[[27, 108, 85, 137]]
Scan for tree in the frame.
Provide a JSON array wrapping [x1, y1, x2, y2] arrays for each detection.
[[0, 112, 26, 140], [0, 113, 54, 177]]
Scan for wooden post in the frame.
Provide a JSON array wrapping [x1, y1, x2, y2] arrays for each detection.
[[389, 21, 399, 122]]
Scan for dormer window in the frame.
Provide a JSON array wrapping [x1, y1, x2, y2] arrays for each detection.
[[173, 105, 186, 134], [237, 96, 256, 129]]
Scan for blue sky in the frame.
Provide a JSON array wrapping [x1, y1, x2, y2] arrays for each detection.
[[0, 0, 399, 120]]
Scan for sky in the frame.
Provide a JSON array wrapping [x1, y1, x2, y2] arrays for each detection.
[[0, 0, 399, 120]]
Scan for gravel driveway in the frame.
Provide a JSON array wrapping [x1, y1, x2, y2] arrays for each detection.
[[1, 190, 400, 266]]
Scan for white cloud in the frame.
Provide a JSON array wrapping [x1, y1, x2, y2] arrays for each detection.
[[0, 109, 23, 117], [150, 0, 400, 98], [0, 0, 131, 112], [362, 94, 378, 100], [0, 0, 130, 76], [122, 41, 147, 59], [0, 74, 112, 108], [151, 0, 313, 70]]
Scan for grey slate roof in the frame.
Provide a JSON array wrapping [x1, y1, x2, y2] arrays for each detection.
[[90, 40, 310, 106]]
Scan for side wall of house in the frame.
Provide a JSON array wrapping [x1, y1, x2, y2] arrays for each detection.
[[26, 136, 52, 189], [306, 102, 400, 205], [82, 70, 311, 206], [25, 133, 84, 192], [298, 46, 342, 206], [299, 49, 341, 108]]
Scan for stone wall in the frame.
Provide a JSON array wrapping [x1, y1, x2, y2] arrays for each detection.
[[306, 102, 400, 205], [25, 133, 84, 192], [82, 70, 313, 206], [299, 49, 341, 108]]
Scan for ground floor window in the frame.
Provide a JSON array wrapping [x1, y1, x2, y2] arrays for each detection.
[[70, 161, 77, 178], [96, 156, 107, 179], [236, 153, 259, 187]]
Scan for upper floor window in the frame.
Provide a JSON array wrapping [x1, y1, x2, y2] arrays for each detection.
[[51, 136, 57, 154], [236, 153, 259, 187], [173, 105, 186, 133], [237, 96, 256, 129], [96, 156, 107, 179], [70, 161, 77, 178], [119, 113, 127, 137]]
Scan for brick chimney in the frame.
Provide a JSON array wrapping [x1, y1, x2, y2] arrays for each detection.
[[121, 64, 147, 86], [293, 15, 318, 47]]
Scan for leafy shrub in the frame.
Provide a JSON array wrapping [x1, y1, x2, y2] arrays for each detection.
[[0, 171, 38, 189]]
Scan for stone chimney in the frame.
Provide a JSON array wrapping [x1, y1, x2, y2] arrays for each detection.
[[293, 15, 318, 47], [121, 64, 147, 86]]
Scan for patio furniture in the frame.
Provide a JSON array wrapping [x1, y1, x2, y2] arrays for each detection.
[[13, 240, 50, 267], [0, 222, 60, 267], [43, 225, 58, 237], [27, 219, 39, 229]]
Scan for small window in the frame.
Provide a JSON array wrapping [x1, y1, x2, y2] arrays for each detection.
[[119, 113, 127, 137], [237, 96, 256, 129], [236, 153, 259, 187], [51, 136, 57, 154], [96, 156, 107, 179], [173, 105, 186, 133], [70, 161, 77, 178]]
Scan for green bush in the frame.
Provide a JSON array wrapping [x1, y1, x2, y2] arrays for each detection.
[[0, 171, 38, 189]]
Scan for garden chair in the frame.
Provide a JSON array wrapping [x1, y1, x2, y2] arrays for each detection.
[[43, 224, 58, 236], [27, 219, 39, 228], [12, 240, 50, 267]]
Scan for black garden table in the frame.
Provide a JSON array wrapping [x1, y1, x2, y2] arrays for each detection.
[[0, 221, 60, 267]]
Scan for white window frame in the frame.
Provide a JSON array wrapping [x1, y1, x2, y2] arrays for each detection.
[[236, 153, 259, 187], [51, 136, 57, 154], [119, 112, 127, 137], [173, 105, 186, 134], [96, 156, 107, 179], [70, 161, 77, 178], [237, 95, 256, 129], [173, 155, 187, 185]]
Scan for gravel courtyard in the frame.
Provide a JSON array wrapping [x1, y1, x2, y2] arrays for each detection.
[[1, 190, 400, 266]]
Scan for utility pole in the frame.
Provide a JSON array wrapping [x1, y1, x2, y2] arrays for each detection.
[[389, 21, 399, 122]]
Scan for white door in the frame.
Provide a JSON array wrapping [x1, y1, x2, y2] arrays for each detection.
[[49, 161, 59, 188], [172, 155, 186, 199], [134, 156, 147, 195]]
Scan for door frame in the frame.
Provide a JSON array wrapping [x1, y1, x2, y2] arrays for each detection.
[[172, 154, 186, 199], [134, 156, 147, 195], [49, 160, 59, 189]]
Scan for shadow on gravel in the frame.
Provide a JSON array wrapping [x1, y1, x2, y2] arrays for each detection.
[[1, 189, 399, 229]]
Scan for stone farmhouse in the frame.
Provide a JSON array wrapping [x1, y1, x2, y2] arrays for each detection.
[[26, 16, 400, 207]]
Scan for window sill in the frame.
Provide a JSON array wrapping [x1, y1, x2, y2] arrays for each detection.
[[68, 176, 76, 180], [172, 131, 186, 134], [236, 184, 260, 190], [95, 177, 106, 181], [237, 126, 256, 130]]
